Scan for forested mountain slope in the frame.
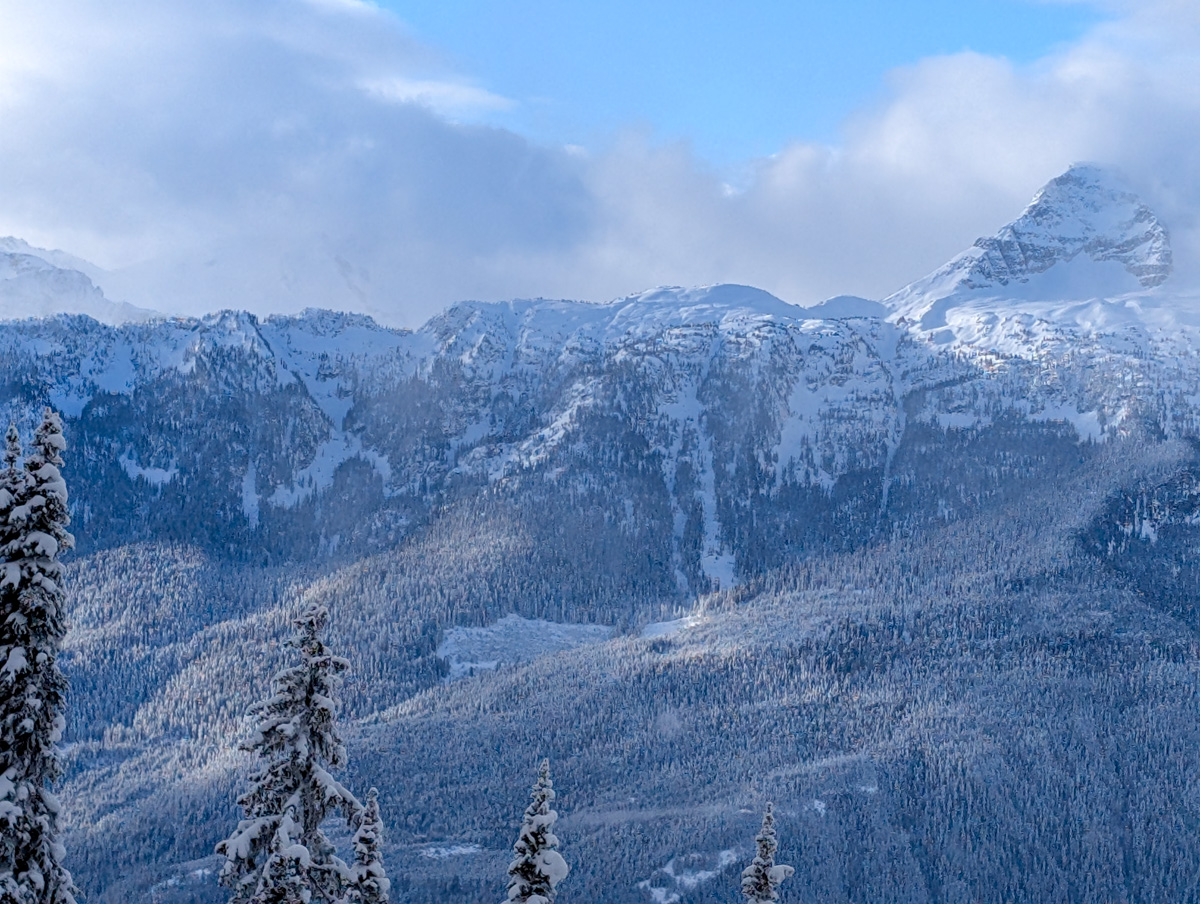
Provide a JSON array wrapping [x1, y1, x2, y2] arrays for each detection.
[[4, 164, 1200, 902]]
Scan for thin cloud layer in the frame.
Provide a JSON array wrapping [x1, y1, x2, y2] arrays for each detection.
[[0, 0, 1197, 325]]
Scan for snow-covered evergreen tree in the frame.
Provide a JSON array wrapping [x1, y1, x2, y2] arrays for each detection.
[[344, 788, 389, 904], [0, 410, 77, 904], [217, 604, 360, 904], [0, 424, 20, 556], [741, 804, 793, 904], [504, 759, 568, 904], [257, 808, 312, 904], [1, 424, 18, 486]]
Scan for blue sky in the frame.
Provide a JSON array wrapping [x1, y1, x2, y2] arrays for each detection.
[[0, 0, 1197, 323], [384, 0, 1103, 165]]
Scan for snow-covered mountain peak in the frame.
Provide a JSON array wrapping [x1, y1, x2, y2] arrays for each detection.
[[884, 164, 1175, 346], [605, 283, 806, 338], [265, 307, 394, 337], [0, 238, 161, 325], [0, 236, 107, 282], [973, 163, 1173, 290]]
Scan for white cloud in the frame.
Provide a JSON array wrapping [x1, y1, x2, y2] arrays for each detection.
[[357, 76, 513, 116], [558, 9, 1200, 306], [0, 0, 1197, 325]]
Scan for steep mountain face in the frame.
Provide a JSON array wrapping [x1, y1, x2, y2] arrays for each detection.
[[879, 163, 1200, 437], [0, 286, 922, 588], [971, 163, 1172, 288], [0, 238, 159, 324], [4, 164, 1200, 903], [882, 164, 1200, 423], [887, 164, 1173, 327]]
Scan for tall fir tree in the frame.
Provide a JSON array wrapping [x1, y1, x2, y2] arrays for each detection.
[[504, 759, 568, 904], [217, 604, 360, 904], [344, 788, 389, 904], [0, 424, 20, 556], [0, 410, 77, 904], [740, 804, 793, 904]]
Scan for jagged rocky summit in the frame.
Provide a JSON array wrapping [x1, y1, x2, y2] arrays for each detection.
[[968, 164, 1172, 289], [896, 164, 1171, 308], [883, 163, 1186, 350]]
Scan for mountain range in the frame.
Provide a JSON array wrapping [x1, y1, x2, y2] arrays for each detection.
[[4, 163, 1200, 903]]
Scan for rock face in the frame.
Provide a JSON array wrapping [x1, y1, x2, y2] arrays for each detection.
[[886, 163, 1174, 330], [0, 163, 1193, 591], [966, 164, 1172, 290], [0, 286, 914, 594]]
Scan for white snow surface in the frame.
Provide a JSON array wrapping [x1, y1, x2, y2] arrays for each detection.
[[888, 164, 1170, 317], [641, 614, 706, 639], [419, 843, 482, 859], [637, 849, 739, 904], [118, 451, 178, 487], [241, 463, 260, 528], [436, 614, 613, 681], [258, 310, 412, 427], [6, 162, 1200, 525], [2, 306, 413, 508], [862, 163, 1200, 442], [0, 238, 160, 324], [428, 284, 910, 593], [267, 433, 392, 509], [885, 164, 1182, 357], [422, 284, 815, 378]]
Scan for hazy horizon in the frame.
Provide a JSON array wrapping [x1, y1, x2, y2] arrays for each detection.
[[2, 0, 1199, 326]]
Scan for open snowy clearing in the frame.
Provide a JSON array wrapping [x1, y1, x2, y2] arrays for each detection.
[[436, 614, 614, 681]]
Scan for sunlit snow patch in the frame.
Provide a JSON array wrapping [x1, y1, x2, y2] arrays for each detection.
[[437, 614, 613, 681], [267, 433, 392, 507], [242, 462, 260, 527], [118, 451, 178, 487], [641, 614, 705, 639], [147, 865, 215, 897], [1028, 403, 1103, 442], [637, 849, 738, 904], [420, 843, 482, 859]]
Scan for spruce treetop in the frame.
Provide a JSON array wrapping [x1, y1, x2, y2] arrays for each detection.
[[217, 603, 360, 904], [505, 759, 568, 904], [347, 788, 390, 904], [3, 409, 74, 603], [741, 804, 793, 904]]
